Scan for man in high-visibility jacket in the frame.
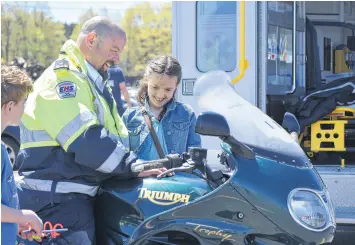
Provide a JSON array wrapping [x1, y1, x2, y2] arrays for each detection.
[[16, 16, 166, 245]]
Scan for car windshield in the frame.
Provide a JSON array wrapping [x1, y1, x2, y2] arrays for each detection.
[[193, 70, 311, 167]]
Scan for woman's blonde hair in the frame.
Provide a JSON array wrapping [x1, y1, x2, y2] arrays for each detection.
[[136, 55, 182, 106], [1, 65, 33, 107]]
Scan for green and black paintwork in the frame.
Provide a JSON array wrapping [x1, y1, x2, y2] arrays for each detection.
[[96, 139, 335, 245]]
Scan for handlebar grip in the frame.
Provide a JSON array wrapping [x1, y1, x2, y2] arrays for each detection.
[[131, 154, 182, 173]]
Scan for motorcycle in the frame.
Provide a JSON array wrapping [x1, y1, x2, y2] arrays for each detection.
[[95, 70, 336, 245]]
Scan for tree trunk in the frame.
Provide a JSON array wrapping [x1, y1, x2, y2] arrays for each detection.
[[4, 19, 11, 62]]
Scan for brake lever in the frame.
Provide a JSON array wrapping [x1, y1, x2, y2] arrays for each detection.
[[157, 161, 195, 179], [156, 168, 176, 179]]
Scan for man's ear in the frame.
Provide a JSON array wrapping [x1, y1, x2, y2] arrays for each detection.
[[86, 32, 97, 49]]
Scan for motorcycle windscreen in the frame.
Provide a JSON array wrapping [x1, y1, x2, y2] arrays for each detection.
[[193, 70, 311, 168]]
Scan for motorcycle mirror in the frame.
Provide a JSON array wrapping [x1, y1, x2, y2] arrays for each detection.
[[282, 112, 301, 134], [195, 112, 230, 137]]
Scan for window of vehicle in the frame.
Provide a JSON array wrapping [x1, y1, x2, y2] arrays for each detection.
[[196, 1, 237, 72], [267, 1, 294, 94], [267, 25, 293, 90]]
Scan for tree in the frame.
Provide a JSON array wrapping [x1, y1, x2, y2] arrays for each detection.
[[120, 2, 172, 77], [1, 2, 173, 78], [70, 8, 97, 41], [1, 12, 12, 62], [64, 23, 76, 39], [1, 2, 66, 67]]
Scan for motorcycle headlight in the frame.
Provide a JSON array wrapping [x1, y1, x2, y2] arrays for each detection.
[[288, 189, 333, 231]]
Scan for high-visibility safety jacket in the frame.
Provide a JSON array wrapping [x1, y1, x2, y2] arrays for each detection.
[[17, 40, 137, 197]]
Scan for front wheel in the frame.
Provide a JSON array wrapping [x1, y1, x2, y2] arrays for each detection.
[[1, 136, 19, 170]]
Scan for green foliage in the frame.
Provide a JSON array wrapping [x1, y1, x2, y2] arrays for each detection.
[[1, 3, 66, 66], [120, 2, 172, 77], [1, 2, 172, 77], [70, 8, 97, 41]]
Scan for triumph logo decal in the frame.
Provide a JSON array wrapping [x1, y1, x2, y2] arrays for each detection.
[[138, 188, 190, 206]]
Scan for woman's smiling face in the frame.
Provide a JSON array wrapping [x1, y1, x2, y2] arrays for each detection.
[[147, 74, 178, 109]]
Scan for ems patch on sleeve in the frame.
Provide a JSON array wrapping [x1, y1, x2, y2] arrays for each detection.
[[56, 81, 77, 99]]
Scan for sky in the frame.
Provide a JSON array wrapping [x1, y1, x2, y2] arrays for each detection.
[[47, 1, 139, 23], [4, 1, 169, 24]]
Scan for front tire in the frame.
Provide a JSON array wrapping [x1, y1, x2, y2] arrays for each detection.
[[2, 136, 19, 170]]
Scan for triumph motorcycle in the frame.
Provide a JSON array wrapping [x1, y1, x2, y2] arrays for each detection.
[[95, 70, 336, 245]]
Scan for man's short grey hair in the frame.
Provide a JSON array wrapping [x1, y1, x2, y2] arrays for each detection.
[[78, 16, 126, 41]]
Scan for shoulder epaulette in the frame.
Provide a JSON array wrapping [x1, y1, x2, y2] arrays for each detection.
[[53, 59, 69, 71]]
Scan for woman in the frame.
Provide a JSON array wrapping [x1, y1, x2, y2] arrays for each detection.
[[123, 56, 201, 160]]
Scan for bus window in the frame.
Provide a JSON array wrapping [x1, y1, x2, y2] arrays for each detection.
[[196, 1, 237, 72]]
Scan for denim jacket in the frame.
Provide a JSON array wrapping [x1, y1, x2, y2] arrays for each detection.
[[122, 99, 201, 155]]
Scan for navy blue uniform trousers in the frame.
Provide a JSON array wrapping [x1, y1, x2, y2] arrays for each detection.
[[17, 187, 95, 245]]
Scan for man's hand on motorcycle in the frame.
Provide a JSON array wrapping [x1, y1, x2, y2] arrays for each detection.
[[138, 168, 175, 177]]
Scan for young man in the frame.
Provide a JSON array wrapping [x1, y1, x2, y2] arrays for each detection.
[[1, 65, 43, 244]]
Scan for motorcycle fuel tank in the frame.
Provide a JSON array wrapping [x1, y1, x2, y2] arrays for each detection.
[[96, 172, 213, 244]]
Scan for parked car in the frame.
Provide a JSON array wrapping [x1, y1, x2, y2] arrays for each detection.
[[1, 126, 20, 169]]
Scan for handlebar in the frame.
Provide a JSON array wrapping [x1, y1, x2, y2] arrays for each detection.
[[131, 148, 209, 180], [157, 160, 196, 179], [131, 154, 183, 173]]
